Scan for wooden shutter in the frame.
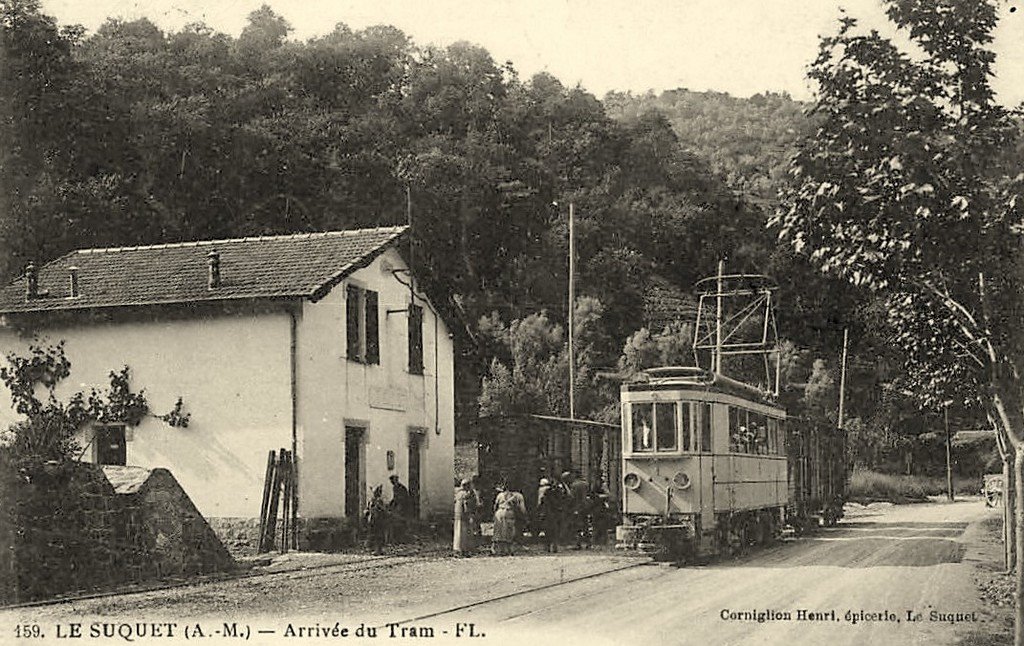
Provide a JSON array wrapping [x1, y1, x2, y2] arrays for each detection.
[[364, 290, 379, 364], [408, 303, 424, 374], [346, 285, 361, 362]]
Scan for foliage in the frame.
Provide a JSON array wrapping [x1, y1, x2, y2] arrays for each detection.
[[773, 4, 1024, 637], [802, 359, 837, 422], [478, 296, 613, 419], [617, 322, 694, 377], [772, 0, 1022, 414], [846, 468, 976, 504], [0, 3, 799, 409], [604, 88, 811, 207], [0, 342, 190, 463], [0, 1, 912, 442]]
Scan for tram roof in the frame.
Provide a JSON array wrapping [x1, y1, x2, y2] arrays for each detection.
[[623, 366, 779, 406]]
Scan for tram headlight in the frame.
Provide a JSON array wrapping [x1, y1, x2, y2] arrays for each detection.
[[672, 471, 692, 490], [623, 472, 642, 491]]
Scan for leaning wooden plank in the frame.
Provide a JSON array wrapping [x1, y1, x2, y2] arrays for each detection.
[[262, 450, 283, 553], [257, 450, 275, 553]]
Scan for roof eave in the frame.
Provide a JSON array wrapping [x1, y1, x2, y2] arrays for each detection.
[[308, 228, 408, 303]]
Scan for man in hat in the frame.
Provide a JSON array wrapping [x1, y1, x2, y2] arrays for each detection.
[[536, 476, 564, 552], [388, 475, 413, 542]]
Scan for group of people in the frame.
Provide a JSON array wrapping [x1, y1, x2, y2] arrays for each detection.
[[364, 475, 414, 555], [453, 471, 611, 556]]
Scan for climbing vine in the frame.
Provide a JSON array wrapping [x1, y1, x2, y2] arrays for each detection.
[[0, 342, 190, 463]]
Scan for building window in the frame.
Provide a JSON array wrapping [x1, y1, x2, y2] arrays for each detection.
[[408, 302, 424, 375], [94, 424, 127, 466], [346, 285, 379, 364]]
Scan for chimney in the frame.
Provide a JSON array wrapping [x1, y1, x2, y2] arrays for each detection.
[[207, 251, 221, 289], [69, 266, 80, 298], [25, 262, 38, 300]]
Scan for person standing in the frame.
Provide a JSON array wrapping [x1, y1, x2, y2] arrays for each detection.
[[453, 478, 477, 556], [558, 471, 575, 546], [492, 482, 527, 556], [568, 472, 591, 549], [364, 485, 389, 555], [388, 475, 412, 542], [536, 477, 564, 553], [469, 475, 484, 541]]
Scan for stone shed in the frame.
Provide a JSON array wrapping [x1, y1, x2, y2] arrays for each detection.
[[102, 466, 234, 578]]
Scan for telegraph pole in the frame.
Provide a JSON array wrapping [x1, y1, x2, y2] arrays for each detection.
[[945, 404, 954, 502], [568, 202, 576, 420], [838, 328, 849, 431]]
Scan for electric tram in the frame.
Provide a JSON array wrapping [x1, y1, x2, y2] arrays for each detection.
[[615, 273, 846, 560]]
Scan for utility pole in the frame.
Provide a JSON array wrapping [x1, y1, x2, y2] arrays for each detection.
[[568, 202, 575, 420], [945, 404, 954, 502], [837, 328, 849, 431]]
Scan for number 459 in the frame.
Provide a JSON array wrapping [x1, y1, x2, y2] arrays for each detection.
[[16, 624, 42, 638]]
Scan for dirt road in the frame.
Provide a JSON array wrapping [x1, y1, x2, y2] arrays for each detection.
[[439, 500, 996, 646], [1, 500, 999, 646]]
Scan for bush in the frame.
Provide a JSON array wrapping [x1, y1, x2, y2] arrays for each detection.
[[847, 469, 978, 504]]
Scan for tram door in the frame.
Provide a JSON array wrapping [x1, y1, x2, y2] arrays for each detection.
[[698, 402, 716, 531]]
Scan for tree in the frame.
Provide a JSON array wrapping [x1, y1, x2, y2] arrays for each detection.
[[478, 297, 611, 419], [618, 322, 694, 377], [772, 1, 1024, 640]]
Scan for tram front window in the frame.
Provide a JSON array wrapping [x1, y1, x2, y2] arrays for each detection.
[[656, 403, 677, 451], [632, 403, 654, 452]]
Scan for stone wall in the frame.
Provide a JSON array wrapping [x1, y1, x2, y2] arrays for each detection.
[[206, 517, 262, 557], [0, 459, 234, 604]]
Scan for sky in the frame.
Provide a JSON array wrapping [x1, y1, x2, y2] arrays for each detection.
[[40, 0, 1024, 105]]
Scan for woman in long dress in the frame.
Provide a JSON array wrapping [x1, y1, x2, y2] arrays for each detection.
[[492, 483, 527, 556], [453, 478, 476, 556]]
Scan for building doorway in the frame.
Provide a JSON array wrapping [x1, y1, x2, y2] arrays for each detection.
[[408, 432, 423, 518], [344, 426, 365, 520]]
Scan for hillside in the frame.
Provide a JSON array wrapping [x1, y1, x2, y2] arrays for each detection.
[[604, 89, 813, 205]]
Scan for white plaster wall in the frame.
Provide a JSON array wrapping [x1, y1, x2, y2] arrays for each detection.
[[0, 310, 293, 518], [296, 248, 456, 520]]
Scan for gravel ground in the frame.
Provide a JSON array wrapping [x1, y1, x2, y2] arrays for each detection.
[[1, 540, 642, 624]]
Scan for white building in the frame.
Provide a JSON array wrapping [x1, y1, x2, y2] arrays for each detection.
[[0, 226, 456, 529]]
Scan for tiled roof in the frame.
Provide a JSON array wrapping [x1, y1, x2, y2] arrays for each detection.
[[0, 226, 407, 313]]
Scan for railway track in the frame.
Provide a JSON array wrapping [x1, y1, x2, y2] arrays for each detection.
[[383, 558, 651, 629], [0, 545, 452, 612]]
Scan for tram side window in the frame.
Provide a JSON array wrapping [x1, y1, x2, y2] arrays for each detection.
[[750, 412, 767, 455], [767, 418, 777, 454], [631, 403, 655, 452], [728, 407, 743, 452], [700, 403, 712, 452]]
